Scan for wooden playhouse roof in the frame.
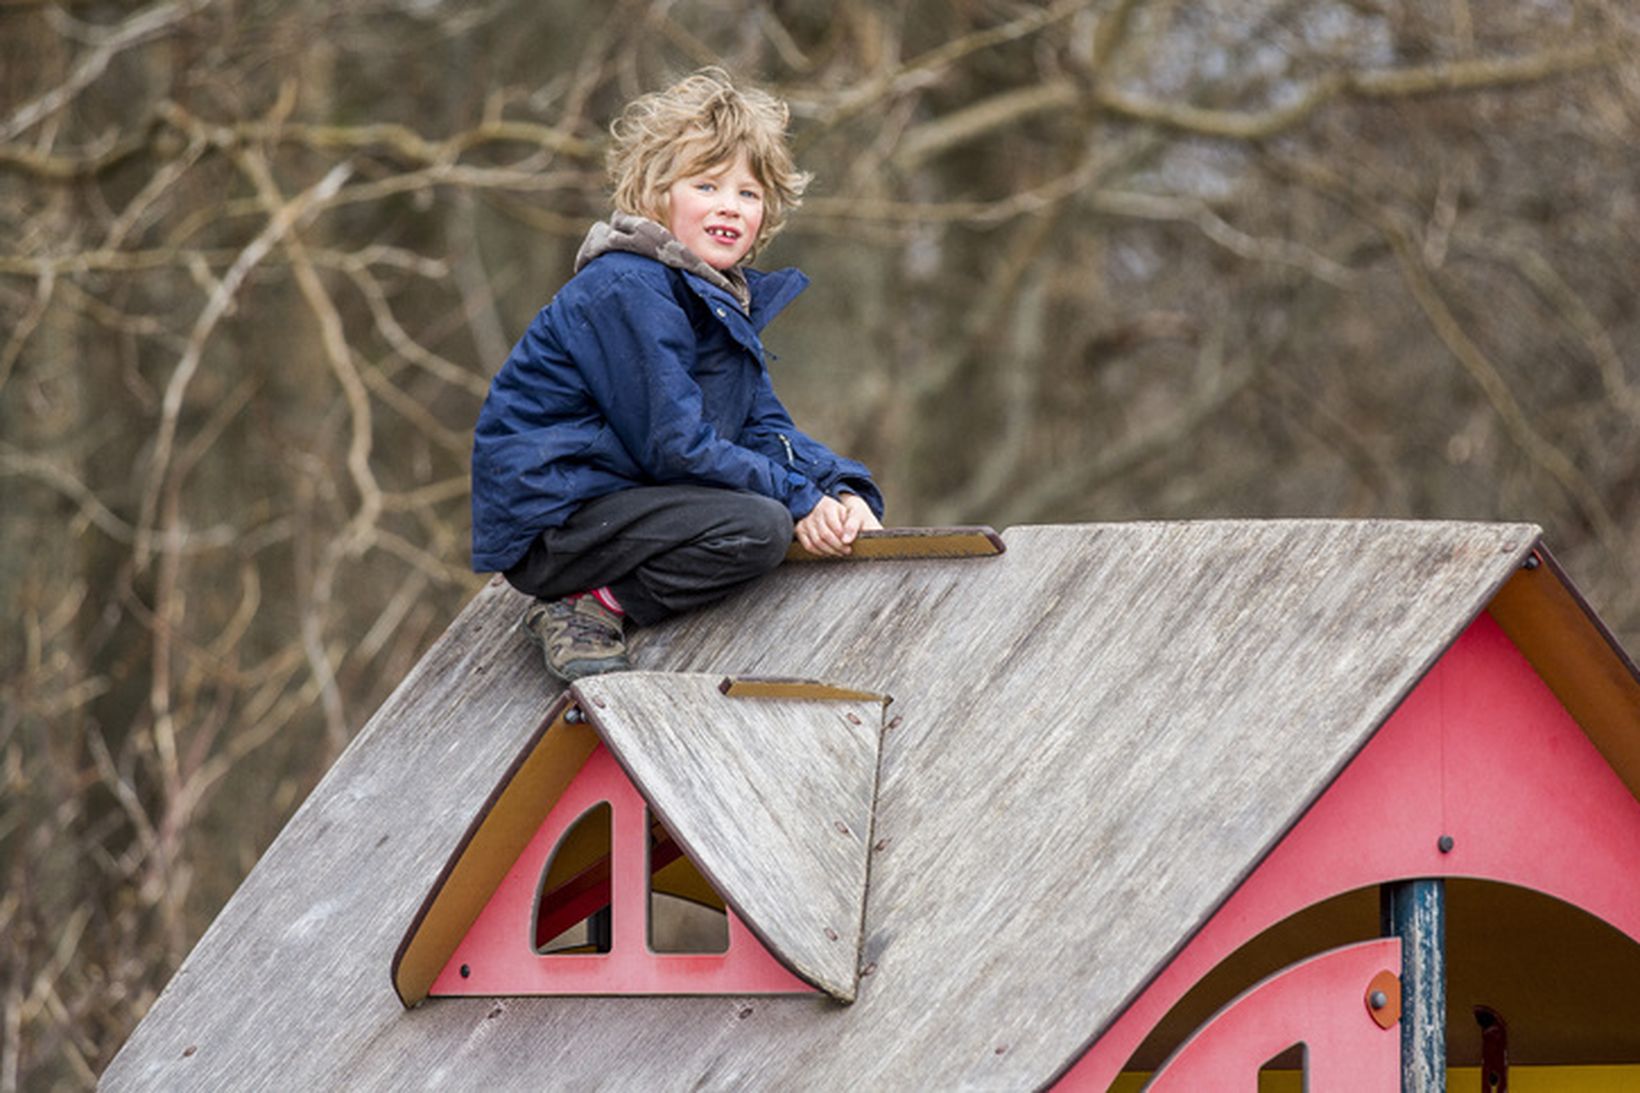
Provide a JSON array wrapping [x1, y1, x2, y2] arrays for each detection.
[[107, 519, 1634, 1091]]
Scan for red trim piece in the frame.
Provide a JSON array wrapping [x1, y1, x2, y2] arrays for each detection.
[[532, 829, 685, 949], [533, 859, 611, 952], [1148, 939, 1401, 1091], [1057, 613, 1640, 1088], [430, 744, 812, 996]]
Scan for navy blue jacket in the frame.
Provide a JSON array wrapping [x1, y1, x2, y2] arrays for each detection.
[[471, 252, 882, 572]]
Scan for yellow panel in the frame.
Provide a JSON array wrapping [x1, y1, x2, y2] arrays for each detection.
[[1487, 555, 1640, 800], [1115, 1067, 1640, 1091], [1464, 1065, 1640, 1091], [539, 804, 611, 899], [392, 704, 599, 1004], [651, 851, 726, 911]]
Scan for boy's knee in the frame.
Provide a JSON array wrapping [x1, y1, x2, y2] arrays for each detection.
[[698, 493, 791, 577], [731, 495, 794, 572]]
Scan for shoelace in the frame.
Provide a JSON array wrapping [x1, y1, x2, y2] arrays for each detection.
[[557, 605, 620, 646]]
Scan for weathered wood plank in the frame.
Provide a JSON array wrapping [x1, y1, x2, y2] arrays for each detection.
[[104, 521, 1571, 1093], [783, 525, 1004, 562], [572, 672, 883, 1001]]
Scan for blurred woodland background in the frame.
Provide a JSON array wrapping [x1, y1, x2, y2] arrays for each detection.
[[3, 0, 1639, 1087]]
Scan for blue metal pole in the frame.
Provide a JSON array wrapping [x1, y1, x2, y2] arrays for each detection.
[[1382, 879, 1446, 1092]]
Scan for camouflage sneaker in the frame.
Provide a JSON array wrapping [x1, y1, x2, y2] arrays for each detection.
[[520, 596, 629, 683]]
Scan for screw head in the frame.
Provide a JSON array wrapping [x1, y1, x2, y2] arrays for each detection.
[[1438, 834, 1455, 853], [460, 964, 471, 978], [1370, 990, 1389, 1010]]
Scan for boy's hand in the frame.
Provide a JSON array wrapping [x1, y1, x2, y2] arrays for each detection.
[[839, 492, 882, 533], [795, 494, 881, 557]]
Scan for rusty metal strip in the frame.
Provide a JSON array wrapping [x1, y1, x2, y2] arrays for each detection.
[[717, 676, 890, 704]]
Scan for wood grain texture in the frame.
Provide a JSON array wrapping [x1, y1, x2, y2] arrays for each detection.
[[572, 672, 882, 1001], [104, 520, 1601, 1093], [1488, 549, 1640, 799], [783, 526, 1005, 562]]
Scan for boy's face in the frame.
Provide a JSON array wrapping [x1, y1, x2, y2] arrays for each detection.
[[665, 149, 764, 270]]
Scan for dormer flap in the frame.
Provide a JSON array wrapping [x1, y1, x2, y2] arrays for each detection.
[[571, 671, 883, 1001]]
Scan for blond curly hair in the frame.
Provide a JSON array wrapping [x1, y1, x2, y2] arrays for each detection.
[[608, 68, 811, 260]]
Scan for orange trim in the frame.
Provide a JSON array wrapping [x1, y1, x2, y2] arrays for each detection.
[[1487, 546, 1640, 799], [392, 697, 599, 1005]]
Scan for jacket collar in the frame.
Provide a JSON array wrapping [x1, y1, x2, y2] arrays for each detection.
[[743, 267, 809, 332], [682, 266, 808, 334], [576, 213, 752, 310]]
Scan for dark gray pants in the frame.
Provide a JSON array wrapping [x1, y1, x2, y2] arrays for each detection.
[[503, 486, 794, 627]]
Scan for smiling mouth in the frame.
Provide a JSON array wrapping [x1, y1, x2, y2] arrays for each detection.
[[705, 226, 741, 242]]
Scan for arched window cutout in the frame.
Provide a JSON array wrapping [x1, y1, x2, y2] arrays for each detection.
[[533, 802, 612, 955], [648, 810, 728, 954]]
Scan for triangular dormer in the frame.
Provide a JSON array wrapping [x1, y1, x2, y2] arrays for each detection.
[[394, 675, 889, 1004]]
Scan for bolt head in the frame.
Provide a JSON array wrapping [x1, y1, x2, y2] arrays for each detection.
[[1438, 834, 1455, 853], [1370, 990, 1388, 1010]]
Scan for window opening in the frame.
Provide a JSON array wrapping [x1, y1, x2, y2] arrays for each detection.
[[533, 802, 612, 954], [647, 809, 728, 953], [1258, 1043, 1305, 1092]]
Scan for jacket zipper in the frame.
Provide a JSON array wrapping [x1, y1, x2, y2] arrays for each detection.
[[779, 434, 799, 466]]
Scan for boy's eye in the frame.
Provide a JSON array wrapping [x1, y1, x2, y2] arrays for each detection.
[[740, 189, 761, 201]]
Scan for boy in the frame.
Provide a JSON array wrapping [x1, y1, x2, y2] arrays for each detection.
[[471, 69, 884, 684]]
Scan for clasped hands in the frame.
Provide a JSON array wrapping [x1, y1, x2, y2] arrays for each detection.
[[794, 493, 881, 557]]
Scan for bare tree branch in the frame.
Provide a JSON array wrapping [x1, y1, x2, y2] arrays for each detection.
[[0, 0, 212, 143]]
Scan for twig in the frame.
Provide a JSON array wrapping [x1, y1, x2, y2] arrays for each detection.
[[997, 359, 1259, 526], [131, 160, 353, 570], [893, 41, 1622, 165], [0, 266, 55, 395], [0, 0, 213, 142], [346, 264, 487, 397], [1087, 190, 1360, 288]]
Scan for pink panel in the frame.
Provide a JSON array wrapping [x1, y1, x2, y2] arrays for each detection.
[[430, 744, 812, 995], [1058, 613, 1640, 1089], [1148, 939, 1401, 1092]]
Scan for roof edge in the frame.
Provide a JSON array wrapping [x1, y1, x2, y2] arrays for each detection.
[[391, 692, 596, 1006], [1039, 519, 1545, 1087], [1487, 542, 1640, 800]]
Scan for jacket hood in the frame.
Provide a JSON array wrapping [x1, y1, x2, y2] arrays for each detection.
[[575, 212, 750, 310]]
